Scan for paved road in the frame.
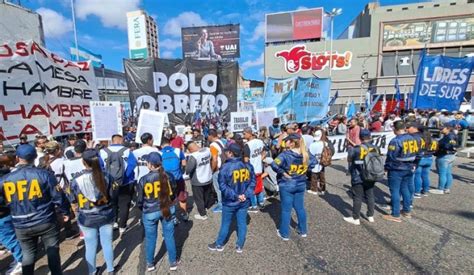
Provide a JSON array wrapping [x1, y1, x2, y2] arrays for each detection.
[[1, 158, 473, 274]]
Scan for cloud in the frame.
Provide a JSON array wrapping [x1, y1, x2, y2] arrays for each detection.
[[36, 8, 73, 38], [160, 39, 181, 50], [161, 51, 174, 58], [296, 6, 309, 10], [75, 0, 141, 30], [250, 21, 265, 42], [241, 53, 263, 70], [163, 12, 207, 37]]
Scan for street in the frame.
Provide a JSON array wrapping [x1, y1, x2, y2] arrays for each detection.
[[1, 158, 473, 274]]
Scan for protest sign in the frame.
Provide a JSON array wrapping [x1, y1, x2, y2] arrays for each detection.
[[230, 111, 252, 132], [90, 101, 122, 141], [135, 110, 166, 146], [328, 131, 396, 160], [0, 41, 98, 143], [175, 125, 186, 136], [413, 54, 474, 111], [256, 108, 277, 130]]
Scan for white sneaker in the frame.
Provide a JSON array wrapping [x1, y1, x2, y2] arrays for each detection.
[[194, 214, 208, 220], [367, 216, 375, 223], [429, 189, 444, 195], [119, 227, 128, 234], [7, 261, 22, 275], [320, 191, 325, 195], [343, 217, 360, 225], [113, 222, 119, 229], [307, 190, 318, 195]]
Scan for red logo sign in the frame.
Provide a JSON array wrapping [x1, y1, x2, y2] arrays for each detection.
[[275, 45, 352, 74]]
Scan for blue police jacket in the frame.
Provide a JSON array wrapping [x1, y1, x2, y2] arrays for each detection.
[[384, 133, 419, 171], [436, 132, 457, 157], [412, 132, 437, 158], [349, 142, 379, 185], [271, 150, 316, 187], [68, 171, 116, 228], [218, 157, 256, 207], [411, 132, 424, 163], [0, 164, 71, 229], [137, 170, 174, 214]]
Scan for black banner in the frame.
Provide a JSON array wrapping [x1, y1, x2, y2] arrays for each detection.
[[124, 58, 238, 126]]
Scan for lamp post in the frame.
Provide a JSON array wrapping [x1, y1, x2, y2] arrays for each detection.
[[326, 8, 342, 78]]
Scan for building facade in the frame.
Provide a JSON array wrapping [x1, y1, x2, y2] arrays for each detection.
[[264, 1, 474, 111], [0, 0, 45, 45], [126, 10, 159, 59]]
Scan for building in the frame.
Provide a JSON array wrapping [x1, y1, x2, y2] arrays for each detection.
[[264, 1, 474, 112], [0, 0, 45, 45], [126, 10, 159, 59], [94, 67, 132, 120]]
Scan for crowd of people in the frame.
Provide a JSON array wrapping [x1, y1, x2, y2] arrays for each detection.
[[0, 107, 470, 274]]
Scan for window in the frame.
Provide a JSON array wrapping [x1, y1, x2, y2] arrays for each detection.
[[381, 52, 396, 76], [445, 47, 461, 57], [450, 2, 456, 5], [387, 8, 392, 12], [402, 7, 408, 10], [418, 5, 424, 8], [434, 4, 440, 7], [397, 51, 413, 75]]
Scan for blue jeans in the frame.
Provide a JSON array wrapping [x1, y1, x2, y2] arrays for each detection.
[[279, 184, 307, 238], [414, 157, 432, 194], [216, 204, 249, 248], [0, 215, 22, 263], [212, 172, 221, 204], [437, 154, 456, 190], [250, 192, 265, 207], [388, 170, 413, 217], [142, 206, 176, 265], [79, 223, 114, 274]]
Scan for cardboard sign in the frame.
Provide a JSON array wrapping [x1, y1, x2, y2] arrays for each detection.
[[90, 101, 122, 141], [230, 111, 252, 132], [135, 109, 166, 146]]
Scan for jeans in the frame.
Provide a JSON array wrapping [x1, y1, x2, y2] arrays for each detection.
[[250, 192, 265, 207], [113, 184, 134, 229], [0, 215, 22, 263], [212, 172, 221, 204], [388, 170, 413, 217], [414, 157, 433, 194], [15, 222, 62, 275], [351, 183, 375, 219], [142, 206, 176, 265], [216, 204, 249, 248], [279, 184, 307, 238], [79, 223, 114, 274], [437, 154, 456, 190]]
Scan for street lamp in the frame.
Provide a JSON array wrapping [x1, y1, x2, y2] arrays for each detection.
[[325, 8, 342, 78]]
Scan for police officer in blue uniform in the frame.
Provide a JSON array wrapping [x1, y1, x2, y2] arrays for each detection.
[[383, 121, 419, 223], [0, 144, 71, 275], [432, 125, 458, 194], [208, 143, 256, 253]]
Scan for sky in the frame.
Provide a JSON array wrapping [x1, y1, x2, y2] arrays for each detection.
[[20, 0, 427, 81]]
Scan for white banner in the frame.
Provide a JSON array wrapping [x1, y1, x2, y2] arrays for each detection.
[[256, 108, 277, 130], [90, 101, 122, 141], [230, 111, 252, 132], [328, 131, 396, 160], [135, 109, 165, 146], [0, 41, 99, 143]]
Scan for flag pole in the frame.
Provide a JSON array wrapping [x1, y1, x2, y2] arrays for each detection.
[[71, 0, 79, 61]]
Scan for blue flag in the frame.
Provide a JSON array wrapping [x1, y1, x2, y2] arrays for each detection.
[[346, 100, 356, 119], [328, 90, 338, 106], [413, 54, 474, 111]]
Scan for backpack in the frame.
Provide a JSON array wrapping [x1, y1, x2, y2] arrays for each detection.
[[319, 142, 333, 167], [104, 147, 128, 185], [360, 144, 385, 183], [160, 148, 181, 187]]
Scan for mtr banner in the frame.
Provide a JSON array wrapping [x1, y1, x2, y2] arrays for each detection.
[[0, 41, 99, 143], [124, 58, 238, 125], [413, 54, 474, 111]]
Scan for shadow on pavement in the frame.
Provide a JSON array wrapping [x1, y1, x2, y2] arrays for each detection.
[[114, 209, 144, 273], [320, 192, 351, 217], [261, 198, 281, 229]]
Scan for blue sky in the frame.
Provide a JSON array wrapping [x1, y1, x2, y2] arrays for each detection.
[[24, 0, 425, 80]]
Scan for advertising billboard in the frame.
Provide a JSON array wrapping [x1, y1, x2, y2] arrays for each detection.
[[382, 17, 474, 51], [266, 8, 324, 43], [181, 24, 240, 60], [127, 14, 148, 59]]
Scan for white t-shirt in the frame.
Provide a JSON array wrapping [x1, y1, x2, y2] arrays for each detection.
[[63, 146, 75, 159], [244, 138, 265, 174], [191, 148, 213, 183], [302, 134, 314, 151], [133, 146, 159, 182], [63, 157, 87, 183], [309, 141, 326, 173], [49, 157, 66, 188], [384, 119, 394, 131]]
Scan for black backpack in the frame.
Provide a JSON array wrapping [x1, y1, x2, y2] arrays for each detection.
[[360, 144, 385, 183], [104, 147, 128, 185]]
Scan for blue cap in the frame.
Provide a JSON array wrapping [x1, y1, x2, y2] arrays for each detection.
[[224, 143, 242, 157], [359, 129, 371, 139], [283, 133, 301, 142], [82, 149, 98, 161], [16, 144, 37, 161], [143, 152, 162, 165]]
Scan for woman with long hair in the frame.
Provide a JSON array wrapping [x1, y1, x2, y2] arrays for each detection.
[[414, 126, 437, 197], [137, 152, 178, 272], [271, 134, 315, 241], [68, 149, 116, 275]]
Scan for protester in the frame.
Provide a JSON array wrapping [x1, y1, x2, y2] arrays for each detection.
[[413, 126, 437, 197], [301, 126, 314, 151], [64, 135, 78, 159], [343, 129, 378, 225], [185, 142, 214, 220], [133, 133, 159, 184], [170, 130, 185, 150], [346, 118, 361, 173], [336, 117, 347, 135], [242, 127, 266, 212], [209, 129, 226, 213], [431, 125, 458, 194], [370, 115, 383, 132], [271, 134, 315, 240], [208, 143, 256, 253], [308, 129, 328, 195], [68, 149, 117, 275], [0, 144, 71, 274], [33, 134, 47, 166], [191, 128, 204, 148], [268, 118, 281, 140], [137, 152, 179, 271]]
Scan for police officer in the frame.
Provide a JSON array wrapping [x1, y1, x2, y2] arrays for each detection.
[[432, 125, 458, 194], [383, 121, 419, 223], [0, 144, 71, 275], [208, 143, 256, 253]]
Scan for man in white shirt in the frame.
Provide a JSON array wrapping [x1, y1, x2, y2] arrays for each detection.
[[384, 114, 396, 132], [243, 127, 266, 212], [63, 135, 78, 159], [133, 133, 159, 183], [309, 130, 327, 195], [208, 129, 226, 213]]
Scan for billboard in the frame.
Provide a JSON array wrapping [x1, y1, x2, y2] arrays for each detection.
[[382, 17, 474, 51], [266, 8, 324, 43], [70, 45, 102, 67], [127, 13, 148, 59], [181, 24, 240, 60]]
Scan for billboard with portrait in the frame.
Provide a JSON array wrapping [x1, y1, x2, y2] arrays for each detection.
[[181, 24, 240, 60], [266, 8, 324, 43]]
